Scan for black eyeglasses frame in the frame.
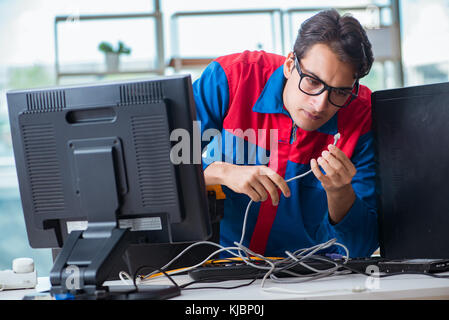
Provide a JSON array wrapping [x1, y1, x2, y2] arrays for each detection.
[[293, 53, 359, 108]]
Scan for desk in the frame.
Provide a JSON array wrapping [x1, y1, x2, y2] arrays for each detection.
[[1, 272, 449, 300]]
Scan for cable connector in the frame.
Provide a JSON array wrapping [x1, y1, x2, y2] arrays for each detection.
[[333, 132, 341, 146]]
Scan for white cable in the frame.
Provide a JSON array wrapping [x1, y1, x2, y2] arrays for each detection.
[[139, 242, 255, 282], [266, 239, 348, 285], [119, 271, 134, 285], [121, 133, 350, 294], [239, 133, 341, 245]]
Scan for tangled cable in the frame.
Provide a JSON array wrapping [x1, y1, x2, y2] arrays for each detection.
[[119, 133, 353, 295]]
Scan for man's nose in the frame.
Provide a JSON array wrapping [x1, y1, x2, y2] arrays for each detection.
[[310, 90, 329, 113]]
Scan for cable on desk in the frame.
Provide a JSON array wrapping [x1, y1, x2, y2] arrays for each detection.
[[120, 132, 378, 294], [180, 277, 258, 291], [123, 264, 181, 292]]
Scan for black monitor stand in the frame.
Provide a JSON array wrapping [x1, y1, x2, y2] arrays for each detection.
[[48, 140, 180, 300]]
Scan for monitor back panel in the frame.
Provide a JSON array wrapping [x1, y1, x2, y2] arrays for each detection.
[[372, 81, 449, 259]]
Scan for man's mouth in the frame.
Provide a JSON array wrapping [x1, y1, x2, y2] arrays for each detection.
[[302, 109, 322, 121]]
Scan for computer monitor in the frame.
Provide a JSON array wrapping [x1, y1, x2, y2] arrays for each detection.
[[372, 81, 449, 260], [7, 75, 212, 297]]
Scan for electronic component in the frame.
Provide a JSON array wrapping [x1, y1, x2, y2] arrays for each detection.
[[378, 259, 449, 274]]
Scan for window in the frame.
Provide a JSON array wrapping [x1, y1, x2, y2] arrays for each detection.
[[400, 0, 449, 85], [0, 0, 153, 277]]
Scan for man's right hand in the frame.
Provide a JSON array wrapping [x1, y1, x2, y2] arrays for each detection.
[[204, 162, 290, 206]]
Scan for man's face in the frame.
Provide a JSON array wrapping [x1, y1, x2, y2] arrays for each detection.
[[282, 43, 356, 131]]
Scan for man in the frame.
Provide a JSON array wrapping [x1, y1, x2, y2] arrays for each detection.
[[193, 9, 378, 258]]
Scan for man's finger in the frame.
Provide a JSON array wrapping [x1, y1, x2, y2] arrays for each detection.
[[317, 157, 338, 177], [310, 158, 326, 182], [246, 187, 262, 202], [260, 166, 291, 198], [327, 144, 356, 175], [259, 175, 280, 205], [321, 150, 349, 175], [251, 180, 268, 202]]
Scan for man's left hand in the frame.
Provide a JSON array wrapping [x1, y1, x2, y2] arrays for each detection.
[[310, 144, 357, 224], [310, 144, 356, 192]]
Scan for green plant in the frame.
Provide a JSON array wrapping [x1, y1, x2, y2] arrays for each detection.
[[98, 41, 131, 55]]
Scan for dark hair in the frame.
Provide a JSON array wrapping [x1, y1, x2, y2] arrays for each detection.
[[293, 9, 374, 79]]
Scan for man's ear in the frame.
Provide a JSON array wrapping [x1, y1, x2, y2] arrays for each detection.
[[283, 52, 295, 79]]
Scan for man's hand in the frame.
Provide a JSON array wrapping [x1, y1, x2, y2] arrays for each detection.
[[310, 144, 356, 192], [204, 162, 290, 206], [310, 144, 357, 223]]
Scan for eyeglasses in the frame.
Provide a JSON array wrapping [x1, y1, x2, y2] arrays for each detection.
[[293, 53, 359, 108]]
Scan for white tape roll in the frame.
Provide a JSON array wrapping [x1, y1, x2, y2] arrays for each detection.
[[12, 258, 34, 274]]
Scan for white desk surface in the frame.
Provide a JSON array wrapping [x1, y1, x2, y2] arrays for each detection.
[[1, 272, 449, 300]]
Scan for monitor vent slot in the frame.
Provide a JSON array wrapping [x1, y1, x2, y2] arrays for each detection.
[[131, 115, 177, 208], [120, 81, 163, 105], [21, 123, 66, 214], [26, 90, 66, 112]]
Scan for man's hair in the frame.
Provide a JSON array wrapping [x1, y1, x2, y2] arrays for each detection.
[[293, 9, 374, 79]]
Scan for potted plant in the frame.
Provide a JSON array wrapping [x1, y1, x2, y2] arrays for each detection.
[[98, 41, 131, 72]]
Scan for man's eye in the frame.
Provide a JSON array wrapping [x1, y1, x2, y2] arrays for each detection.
[[335, 89, 351, 97], [306, 77, 320, 87]]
